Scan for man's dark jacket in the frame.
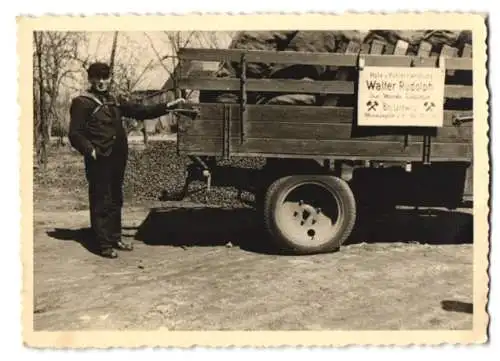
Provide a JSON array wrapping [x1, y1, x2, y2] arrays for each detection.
[[69, 92, 169, 157]]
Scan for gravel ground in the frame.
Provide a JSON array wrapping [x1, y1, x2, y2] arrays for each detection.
[[32, 142, 474, 331]]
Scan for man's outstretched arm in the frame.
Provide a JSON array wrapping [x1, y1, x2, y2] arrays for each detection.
[[119, 98, 186, 120]]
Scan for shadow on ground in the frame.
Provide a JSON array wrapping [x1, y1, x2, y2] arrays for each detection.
[[125, 205, 473, 254], [127, 206, 273, 254], [46, 227, 101, 256], [441, 300, 473, 314], [346, 207, 473, 246]]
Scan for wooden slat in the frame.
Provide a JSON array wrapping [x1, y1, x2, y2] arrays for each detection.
[[441, 45, 459, 58], [434, 125, 473, 143], [177, 133, 222, 156], [417, 41, 432, 58], [345, 41, 361, 54], [370, 39, 385, 55], [197, 103, 473, 126], [179, 136, 472, 160], [184, 78, 471, 98], [384, 44, 395, 55], [180, 77, 354, 94], [178, 48, 473, 70], [179, 47, 358, 66], [412, 57, 439, 68], [442, 57, 473, 70], [394, 40, 409, 56], [364, 55, 411, 67], [445, 85, 473, 98], [235, 138, 472, 159], [462, 44, 473, 58], [441, 45, 459, 76], [184, 120, 472, 143]]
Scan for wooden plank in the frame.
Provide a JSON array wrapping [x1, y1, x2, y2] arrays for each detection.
[[179, 47, 358, 66], [177, 133, 222, 156], [179, 77, 355, 94], [417, 41, 432, 58], [445, 85, 473, 98], [198, 103, 473, 126], [442, 57, 473, 70], [394, 40, 409, 55], [370, 39, 385, 55], [434, 126, 473, 143], [185, 78, 471, 98], [462, 44, 473, 58], [179, 136, 472, 160], [412, 57, 439, 68], [441, 45, 459, 77], [234, 138, 472, 159], [384, 44, 395, 55], [178, 48, 473, 70], [184, 120, 472, 144], [345, 41, 361, 54]]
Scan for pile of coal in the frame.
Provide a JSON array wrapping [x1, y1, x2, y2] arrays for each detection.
[[123, 142, 264, 207], [362, 30, 472, 55], [197, 30, 473, 108]]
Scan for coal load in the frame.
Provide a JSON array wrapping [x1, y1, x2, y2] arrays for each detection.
[[198, 30, 472, 108], [199, 30, 365, 106], [362, 30, 470, 55], [456, 30, 472, 49], [199, 31, 297, 105]]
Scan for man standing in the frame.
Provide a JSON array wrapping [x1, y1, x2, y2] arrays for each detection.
[[69, 62, 185, 258]]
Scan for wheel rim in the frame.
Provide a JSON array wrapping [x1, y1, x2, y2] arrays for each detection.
[[274, 181, 343, 248]]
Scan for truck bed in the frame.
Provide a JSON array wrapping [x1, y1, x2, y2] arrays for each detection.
[[178, 103, 472, 162], [174, 40, 474, 197]]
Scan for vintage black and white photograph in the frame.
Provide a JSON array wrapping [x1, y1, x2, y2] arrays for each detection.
[[19, 13, 489, 347]]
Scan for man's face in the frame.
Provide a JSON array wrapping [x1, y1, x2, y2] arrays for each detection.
[[89, 75, 111, 93]]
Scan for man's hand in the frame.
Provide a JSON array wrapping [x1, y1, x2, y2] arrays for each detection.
[[166, 98, 186, 109]]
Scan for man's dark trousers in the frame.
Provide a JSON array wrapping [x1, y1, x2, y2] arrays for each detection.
[[84, 140, 128, 251]]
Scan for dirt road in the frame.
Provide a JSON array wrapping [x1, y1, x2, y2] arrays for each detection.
[[33, 198, 473, 331]]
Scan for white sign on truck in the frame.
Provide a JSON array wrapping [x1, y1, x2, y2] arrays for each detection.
[[357, 66, 445, 127]]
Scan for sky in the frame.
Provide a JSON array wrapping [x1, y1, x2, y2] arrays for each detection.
[[75, 31, 233, 92]]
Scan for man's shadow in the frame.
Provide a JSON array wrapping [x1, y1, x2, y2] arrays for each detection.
[[46, 227, 101, 256]]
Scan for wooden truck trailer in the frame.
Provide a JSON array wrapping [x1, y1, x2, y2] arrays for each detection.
[[170, 38, 473, 255]]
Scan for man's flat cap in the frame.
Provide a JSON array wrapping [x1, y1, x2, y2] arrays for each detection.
[[87, 62, 111, 78]]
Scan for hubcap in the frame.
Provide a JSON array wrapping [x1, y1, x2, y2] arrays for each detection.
[[275, 182, 342, 247]]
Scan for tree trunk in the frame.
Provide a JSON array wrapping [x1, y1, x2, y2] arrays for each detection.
[[109, 31, 118, 89], [34, 31, 48, 170]]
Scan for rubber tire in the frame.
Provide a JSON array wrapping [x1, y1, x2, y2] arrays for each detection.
[[263, 175, 357, 255]]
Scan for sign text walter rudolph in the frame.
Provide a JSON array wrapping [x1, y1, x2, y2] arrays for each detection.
[[357, 66, 445, 127]]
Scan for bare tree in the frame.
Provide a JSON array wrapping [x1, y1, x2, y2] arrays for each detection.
[[33, 31, 89, 169], [142, 31, 233, 100], [137, 31, 234, 136]]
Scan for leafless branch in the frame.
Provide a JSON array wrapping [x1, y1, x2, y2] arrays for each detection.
[[144, 32, 173, 76]]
